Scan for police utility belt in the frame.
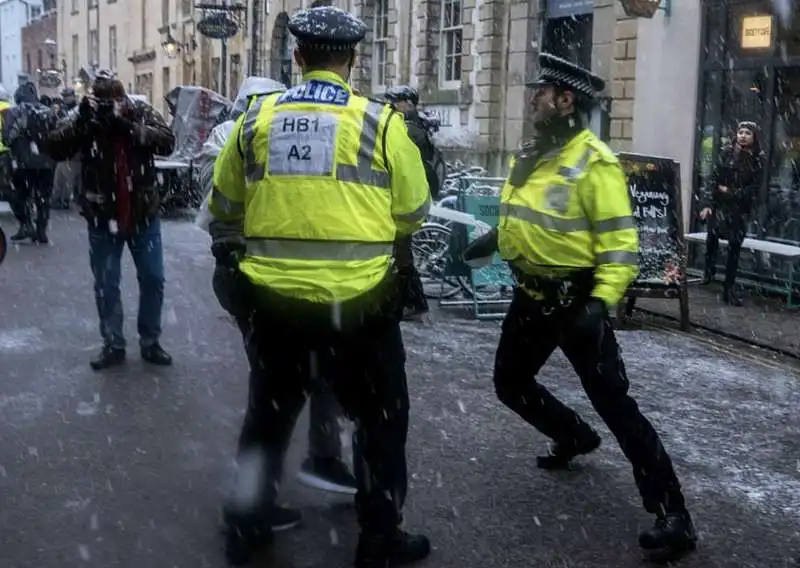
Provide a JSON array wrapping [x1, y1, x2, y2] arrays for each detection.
[[510, 265, 595, 307]]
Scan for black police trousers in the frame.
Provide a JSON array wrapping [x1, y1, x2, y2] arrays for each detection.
[[212, 265, 345, 461], [228, 276, 409, 533], [493, 289, 686, 515], [11, 169, 53, 231]]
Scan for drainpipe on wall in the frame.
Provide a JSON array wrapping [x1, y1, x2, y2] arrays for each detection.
[[402, 0, 412, 84], [493, 0, 512, 175]]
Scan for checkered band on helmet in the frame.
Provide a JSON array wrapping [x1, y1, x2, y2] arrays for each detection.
[[538, 66, 597, 98]]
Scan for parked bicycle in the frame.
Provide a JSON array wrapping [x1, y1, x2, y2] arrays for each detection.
[[0, 224, 7, 266], [412, 162, 511, 301]]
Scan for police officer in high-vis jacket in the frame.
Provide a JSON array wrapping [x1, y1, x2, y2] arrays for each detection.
[[208, 7, 431, 567], [465, 54, 697, 559]]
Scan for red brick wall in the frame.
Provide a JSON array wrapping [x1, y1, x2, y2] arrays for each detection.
[[21, 13, 59, 97]]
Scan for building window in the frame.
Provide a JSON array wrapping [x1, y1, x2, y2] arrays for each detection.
[[162, 0, 170, 26], [135, 73, 153, 101], [230, 53, 241, 99], [30, 5, 42, 19], [26, 53, 31, 74], [109, 25, 117, 70], [181, 0, 191, 17], [372, 0, 389, 90], [71, 0, 79, 12], [211, 57, 220, 93], [37, 50, 43, 71], [543, 15, 593, 70], [88, 0, 98, 8], [162, 66, 171, 116], [439, 0, 462, 88], [141, 0, 147, 48], [71, 34, 79, 76], [89, 29, 99, 65]]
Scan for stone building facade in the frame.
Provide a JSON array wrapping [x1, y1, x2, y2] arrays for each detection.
[[20, 0, 59, 98], [250, 0, 543, 172]]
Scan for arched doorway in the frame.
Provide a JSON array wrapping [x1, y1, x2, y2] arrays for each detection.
[[270, 12, 292, 88]]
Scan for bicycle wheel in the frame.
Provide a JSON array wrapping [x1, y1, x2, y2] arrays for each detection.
[[411, 223, 462, 299], [0, 225, 7, 266]]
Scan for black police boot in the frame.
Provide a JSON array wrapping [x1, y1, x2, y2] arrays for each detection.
[[222, 508, 275, 567], [10, 224, 34, 242], [536, 430, 602, 470], [355, 529, 431, 568], [141, 343, 173, 366], [90, 346, 126, 371], [639, 509, 697, 559], [34, 226, 49, 245]]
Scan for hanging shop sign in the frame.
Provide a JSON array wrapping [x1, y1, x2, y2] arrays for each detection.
[[741, 15, 773, 49], [548, 0, 594, 19], [38, 70, 62, 89], [619, 0, 668, 19], [197, 12, 239, 40]]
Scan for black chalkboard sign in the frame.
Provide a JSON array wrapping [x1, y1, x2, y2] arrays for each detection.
[[618, 153, 686, 287]]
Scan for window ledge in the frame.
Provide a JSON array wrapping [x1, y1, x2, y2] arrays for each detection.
[[70, 10, 79, 15]]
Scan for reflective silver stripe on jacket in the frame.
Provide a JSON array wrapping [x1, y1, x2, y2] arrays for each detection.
[[393, 195, 431, 225], [243, 98, 390, 188], [211, 186, 244, 216], [336, 101, 390, 188], [243, 94, 270, 182], [501, 203, 591, 232], [596, 250, 638, 265], [246, 238, 394, 261], [558, 147, 594, 180]]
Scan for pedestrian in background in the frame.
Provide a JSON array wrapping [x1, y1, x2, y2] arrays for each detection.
[[45, 69, 175, 370], [51, 88, 82, 210], [699, 120, 764, 306], [1, 80, 57, 244]]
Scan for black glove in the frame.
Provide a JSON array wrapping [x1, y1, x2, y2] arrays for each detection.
[[462, 227, 499, 262]]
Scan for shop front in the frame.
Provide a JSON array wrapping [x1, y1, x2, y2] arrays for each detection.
[[693, 0, 800, 282]]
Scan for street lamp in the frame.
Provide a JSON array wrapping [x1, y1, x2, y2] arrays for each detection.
[[161, 30, 198, 60], [162, 31, 180, 59]]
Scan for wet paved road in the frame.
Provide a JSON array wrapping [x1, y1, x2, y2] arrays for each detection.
[[1, 211, 798, 568]]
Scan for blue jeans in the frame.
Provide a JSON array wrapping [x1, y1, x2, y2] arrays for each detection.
[[88, 218, 165, 350]]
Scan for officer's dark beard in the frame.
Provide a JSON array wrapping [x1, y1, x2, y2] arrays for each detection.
[[509, 111, 585, 188], [533, 111, 585, 150]]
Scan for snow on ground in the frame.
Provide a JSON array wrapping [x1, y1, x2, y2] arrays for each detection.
[[0, 214, 797, 567]]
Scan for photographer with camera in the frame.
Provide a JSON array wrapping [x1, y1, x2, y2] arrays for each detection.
[[45, 69, 176, 371]]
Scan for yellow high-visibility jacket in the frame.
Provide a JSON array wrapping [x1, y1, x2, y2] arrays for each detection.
[[498, 128, 639, 306], [209, 70, 430, 304], [0, 101, 11, 153]]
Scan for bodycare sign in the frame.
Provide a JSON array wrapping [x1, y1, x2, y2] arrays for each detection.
[[741, 15, 773, 49]]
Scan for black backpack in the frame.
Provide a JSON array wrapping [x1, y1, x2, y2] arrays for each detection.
[[25, 104, 56, 147], [427, 143, 446, 199]]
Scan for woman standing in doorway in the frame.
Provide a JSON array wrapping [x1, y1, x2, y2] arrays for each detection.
[[699, 121, 764, 306]]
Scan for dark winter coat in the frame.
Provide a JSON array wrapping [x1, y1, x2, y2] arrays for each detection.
[[44, 99, 175, 224], [1, 82, 57, 170], [705, 145, 764, 235], [403, 109, 441, 199]]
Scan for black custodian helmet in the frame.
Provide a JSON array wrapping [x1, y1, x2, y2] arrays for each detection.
[[384, 85, 419, 106], [287, 6, 367, 52]]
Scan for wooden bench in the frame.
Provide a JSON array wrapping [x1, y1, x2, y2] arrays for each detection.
[[684, 232, 800, 308]]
